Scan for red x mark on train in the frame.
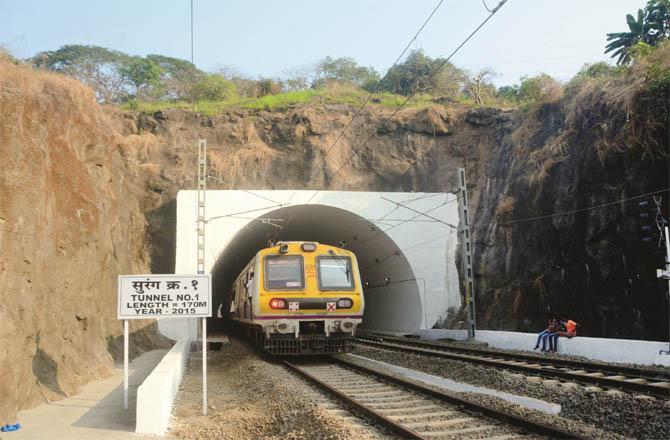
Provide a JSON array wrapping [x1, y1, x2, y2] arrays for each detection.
[[326, 302, 337, 311]]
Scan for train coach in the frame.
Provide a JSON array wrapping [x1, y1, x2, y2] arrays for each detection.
[[229, 241, 364, 355]]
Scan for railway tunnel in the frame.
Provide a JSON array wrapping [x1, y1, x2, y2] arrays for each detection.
[[159, 190, 462, 340]]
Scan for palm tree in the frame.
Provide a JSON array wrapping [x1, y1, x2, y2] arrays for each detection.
[[605, 9, 646, 65]]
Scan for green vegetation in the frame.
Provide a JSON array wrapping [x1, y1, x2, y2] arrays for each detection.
[[119, 58, 163, 98], [606, 0, 669, 65], [25, 6, 670, 117], [121, 87, 435, 115]]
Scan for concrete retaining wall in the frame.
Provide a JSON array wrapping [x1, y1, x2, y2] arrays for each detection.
[[420, 329, 670, 367], [136, 337, 191, 435]]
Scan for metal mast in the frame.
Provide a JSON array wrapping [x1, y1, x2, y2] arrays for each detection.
[[196, 138, 208, 416], [196, 139, 207, 275], [458, 167, 476, 339]]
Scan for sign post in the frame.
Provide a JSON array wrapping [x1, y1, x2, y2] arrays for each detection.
[[123, 319, 128, 409], [117, 274, 212, 411]]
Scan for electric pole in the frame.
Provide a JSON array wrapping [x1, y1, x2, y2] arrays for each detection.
[[458, 167, 476, 340]]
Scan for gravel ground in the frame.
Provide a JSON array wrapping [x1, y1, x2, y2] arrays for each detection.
[[351, 345, 670, 440], [169, 339, 391, 440]]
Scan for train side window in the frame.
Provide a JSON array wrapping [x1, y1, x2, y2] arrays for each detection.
[[264, 255, 305, 290]]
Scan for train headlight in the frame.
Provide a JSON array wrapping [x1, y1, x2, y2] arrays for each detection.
[[301, 242, 316, 252], [269, 298, 287, 309], [336, 298, 353, 309]]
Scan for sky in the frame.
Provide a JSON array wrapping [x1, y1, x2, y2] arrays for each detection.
[[1, 0, 647, 86]]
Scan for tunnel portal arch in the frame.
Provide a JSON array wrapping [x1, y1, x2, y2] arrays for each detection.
[[160, 190, 461, 340]]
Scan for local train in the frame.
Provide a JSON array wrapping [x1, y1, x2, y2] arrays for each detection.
[[229, 241, 364, 355]]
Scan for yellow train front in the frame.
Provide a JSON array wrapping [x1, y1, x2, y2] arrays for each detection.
[[229, 241, 364, 355]]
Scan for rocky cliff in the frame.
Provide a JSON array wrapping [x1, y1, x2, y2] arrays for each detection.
[[0, 61, 169, 422], [119, 81, 668, 341]]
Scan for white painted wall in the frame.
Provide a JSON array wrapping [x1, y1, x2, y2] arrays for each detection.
[[136, 337, 191, 435], [161, 190, 461, 340], [420, 329, 670, 367]]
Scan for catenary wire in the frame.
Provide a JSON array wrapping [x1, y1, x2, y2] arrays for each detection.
[[326, 0, 509, 183], [323, 0, 447, 157], [501, 187, 670, 225]]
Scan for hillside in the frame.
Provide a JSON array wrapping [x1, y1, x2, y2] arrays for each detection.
[[0, 51, 668, 420]]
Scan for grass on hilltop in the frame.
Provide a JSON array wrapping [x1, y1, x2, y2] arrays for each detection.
[[122, 87, 437, 116]]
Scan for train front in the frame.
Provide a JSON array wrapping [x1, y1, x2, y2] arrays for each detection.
[[255, 242, 364, 355]]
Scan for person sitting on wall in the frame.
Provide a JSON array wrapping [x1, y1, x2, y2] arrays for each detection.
[[533, 318, 557, 351], [549, 318, 579, 353], [547, 318, 566, 353], [559, 318, 579, 338]]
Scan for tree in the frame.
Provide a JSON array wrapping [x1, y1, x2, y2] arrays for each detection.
[[119, 58, 163, 99], [606, 0, 670, 65], [192, 74, 237, 101], [146, 54, 201, 100], [313, 56, 380, 89], [283, 63, 320, 91], [463, 68, 496, 106], [576, 62, 623, 78], [31, 45, 131, 102], [257, 78, 282, 96], [517, 74, 563, 104], [217, 66, 263, 98], [381, 50, 464, 98], [497, 85, 520, 103]]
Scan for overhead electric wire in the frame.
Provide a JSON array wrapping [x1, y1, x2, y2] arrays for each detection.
[[362, 230, 454, 271], [323, 0, 447, 157], [380, 196, 458, 228], [358, 196, 456, 245], [501, 187, 670, 225], [326, 0, 509, 183], [239, 189, 285, 207], [350, 193, 441, 238], [605, 65, 670, 104], [207, 204, 288, 222], [277, 1, 453, 240], [277, 0, 508, 241]]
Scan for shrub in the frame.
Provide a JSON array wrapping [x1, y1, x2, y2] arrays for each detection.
[[192, 74, 238, 101], [518, 74, 564, 105]]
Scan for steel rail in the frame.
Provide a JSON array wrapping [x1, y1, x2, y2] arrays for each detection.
[[355, 337, 670, 398], [282, 360, 425, 439], [358, 334, 669, 381], [333, 356, 580, 439]]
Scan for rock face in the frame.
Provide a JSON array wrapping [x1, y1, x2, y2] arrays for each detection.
[[122, 91, 668, 341], [0, 62, 168, 422], [0, 60, 667, 421]]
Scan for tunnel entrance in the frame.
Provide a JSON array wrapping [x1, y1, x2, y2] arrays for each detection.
[[209, 204, 422, 333], [160, 190, 460, 340]]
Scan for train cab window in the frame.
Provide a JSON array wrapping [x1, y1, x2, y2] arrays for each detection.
[[264, 255, 304, 290], [317, 256, 354, 290]]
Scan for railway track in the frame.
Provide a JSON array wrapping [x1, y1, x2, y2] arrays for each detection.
[[355, 336, 670, 398], [284, 356, 579, 439]]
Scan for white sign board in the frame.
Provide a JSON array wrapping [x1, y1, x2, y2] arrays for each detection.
[[118, 274, 212, 319]]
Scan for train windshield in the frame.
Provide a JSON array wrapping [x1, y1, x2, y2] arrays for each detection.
[[265, 255, 304, 290], [318, 256, 354, 290]]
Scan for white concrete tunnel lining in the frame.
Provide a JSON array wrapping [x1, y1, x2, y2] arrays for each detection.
[[160, 190, 462, 340]]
